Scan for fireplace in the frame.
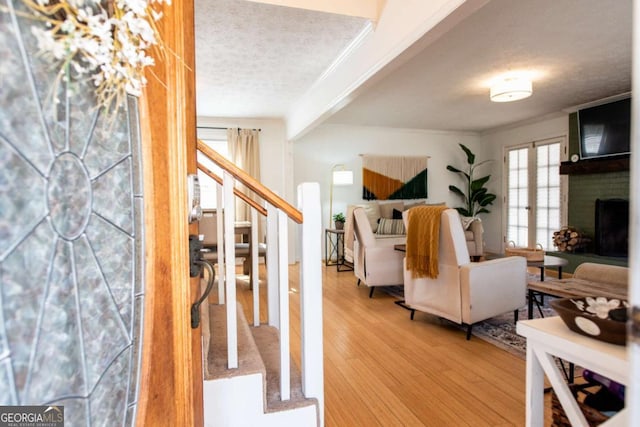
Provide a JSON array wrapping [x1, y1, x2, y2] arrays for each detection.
[[595, 199, 629, 257]]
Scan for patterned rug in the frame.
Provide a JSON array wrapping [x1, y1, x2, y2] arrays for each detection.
[[381, 281, 558, 359], [469, 301, 557, 359]]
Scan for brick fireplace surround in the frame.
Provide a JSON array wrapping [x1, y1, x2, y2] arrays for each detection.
[[549, 113, 629, 273]]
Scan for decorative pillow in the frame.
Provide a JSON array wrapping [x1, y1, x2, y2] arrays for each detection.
[[392, 208, 403, 219], [378, 201, 404, 219], [376, 218, 406, 235], [356, 203, 381, 233]]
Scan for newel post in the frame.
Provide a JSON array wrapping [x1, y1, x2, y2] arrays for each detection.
[[297, 182, 324, 426]]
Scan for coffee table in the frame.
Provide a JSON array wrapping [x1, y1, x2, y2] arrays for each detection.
[[527, 277, 627, 320], [524, 255, 567, 319], [527, 255, 568, 281]]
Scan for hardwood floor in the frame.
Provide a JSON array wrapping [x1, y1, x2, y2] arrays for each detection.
[[236, 263, 554, 426]]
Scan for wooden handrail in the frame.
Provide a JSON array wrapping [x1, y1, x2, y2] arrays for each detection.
[[197, 162, 268, 217], [197, 140, 303, 224]]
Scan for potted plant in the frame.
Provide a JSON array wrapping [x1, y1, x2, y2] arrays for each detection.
[[333, 212, 346, 230], [447, 143, 497, 217]]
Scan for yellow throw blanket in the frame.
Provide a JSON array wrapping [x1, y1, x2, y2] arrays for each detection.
[[406, 206, 448, 278]]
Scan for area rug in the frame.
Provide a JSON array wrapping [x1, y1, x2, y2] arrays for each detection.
[[469, 300, 557, 359], [381, 285, 404, 299], [381, 280, 559, 359]]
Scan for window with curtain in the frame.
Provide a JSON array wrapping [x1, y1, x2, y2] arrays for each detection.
[[196, 127, 261, 230], [197, 128, 229, 209], [227, 128, 261, 223]]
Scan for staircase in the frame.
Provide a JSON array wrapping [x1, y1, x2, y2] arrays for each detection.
[[203, 304, 318, 426], [197, 141, 323, 426]]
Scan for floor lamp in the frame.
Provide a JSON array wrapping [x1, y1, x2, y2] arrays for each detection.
[[329, 164, 354, 227]]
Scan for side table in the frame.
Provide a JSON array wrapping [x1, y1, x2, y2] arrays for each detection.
[[517, 317, 628, 427], [325, 228, 353, 272]]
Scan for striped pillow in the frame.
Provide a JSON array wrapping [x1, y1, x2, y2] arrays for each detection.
[[376, 218, 405, 235]]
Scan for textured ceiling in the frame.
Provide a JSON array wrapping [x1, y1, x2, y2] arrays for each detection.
[[195, 0, 368, 118], [327, 0, 632, 132], [195, 0, 632, 134]]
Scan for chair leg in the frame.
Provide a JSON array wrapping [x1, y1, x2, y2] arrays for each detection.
[[514, 309, 519, 323], [369, 287, 374, 298], [410, 309, 416, 320], [466, 324, 473, 340], [357, 279, 361, 286]]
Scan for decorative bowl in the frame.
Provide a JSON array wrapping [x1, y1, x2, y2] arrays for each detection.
[[550, 297, 628, 345]]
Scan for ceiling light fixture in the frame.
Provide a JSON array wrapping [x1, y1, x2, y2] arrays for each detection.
[[490, 76, 532, 102]]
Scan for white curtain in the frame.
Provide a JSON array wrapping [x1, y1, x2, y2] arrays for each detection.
[[227, 128, 262, 228]]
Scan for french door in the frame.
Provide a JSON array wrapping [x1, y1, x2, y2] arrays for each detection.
[[504, 138, 567, 251]]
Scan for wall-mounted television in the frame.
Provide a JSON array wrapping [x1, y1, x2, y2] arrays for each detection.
[[578, 97, 631, 160]]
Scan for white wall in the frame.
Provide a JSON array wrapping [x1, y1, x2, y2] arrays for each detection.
[[197, 117, 290, 197], [293, 116, 571, 258], [479, 114, 569, 253], [293, 123, 482, 257], [196, 115, 571, 261]]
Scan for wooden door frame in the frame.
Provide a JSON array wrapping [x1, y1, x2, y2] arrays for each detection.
[[135, 0, 203, 425]]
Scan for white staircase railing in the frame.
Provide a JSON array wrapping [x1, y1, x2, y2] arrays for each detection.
[[223, 171, 238, 369], [266, 203, 279, 328], [215, 187, 226, 304], [251, 208, 259, 327], [277, 208, 291, 400], [298, 183, 324, 427], [197, 141, 324, 426]]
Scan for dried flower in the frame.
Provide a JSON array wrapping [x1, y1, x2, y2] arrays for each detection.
[[571, 297, 622, 319], [584, 296, 621, 319], [22, 0, 167, 113]]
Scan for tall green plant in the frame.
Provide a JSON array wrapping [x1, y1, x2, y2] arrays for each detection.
[[447, 144, 497, 217]]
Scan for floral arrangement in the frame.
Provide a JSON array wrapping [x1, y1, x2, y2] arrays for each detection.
[[22, 0, 168, 111], [571, 297, 628, 319]]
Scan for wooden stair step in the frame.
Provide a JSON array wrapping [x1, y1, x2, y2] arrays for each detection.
[[251, 324, 318, 413], [206, 303, 264, 380], [205, 302, 317, 416]]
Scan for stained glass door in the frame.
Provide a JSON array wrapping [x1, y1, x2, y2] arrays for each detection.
[[0, 3, 144, 424]]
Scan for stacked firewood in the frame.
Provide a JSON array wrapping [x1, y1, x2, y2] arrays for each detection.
[[552, 226, 590, 252]]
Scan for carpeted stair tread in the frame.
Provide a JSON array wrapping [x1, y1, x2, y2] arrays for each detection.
[[250, 324, 318, 413], [206, 303, 265, 380]]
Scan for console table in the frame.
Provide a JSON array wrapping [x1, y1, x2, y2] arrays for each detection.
[[517, 317, 628, 427]]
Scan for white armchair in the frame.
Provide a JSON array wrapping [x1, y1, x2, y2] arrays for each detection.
[[403, 208, 527, 339], [352, 207, 405, 297]]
